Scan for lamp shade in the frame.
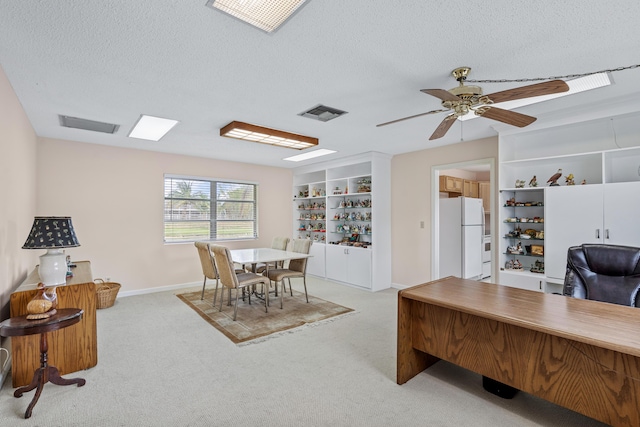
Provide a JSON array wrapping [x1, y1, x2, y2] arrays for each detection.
[[22, 217, 80, 249], [22, 217, 80, 287]]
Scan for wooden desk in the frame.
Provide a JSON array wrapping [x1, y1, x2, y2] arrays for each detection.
[[397, 277, 640, 427], [10, 261, 97, 387]]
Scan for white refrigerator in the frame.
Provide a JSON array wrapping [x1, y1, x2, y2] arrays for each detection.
[[439, 197, 485, 280]]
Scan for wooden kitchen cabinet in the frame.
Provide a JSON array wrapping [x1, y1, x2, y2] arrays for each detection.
[[439, 175, 462, 194], [463, 180, 479, 198], [479, 181, 490, 212]]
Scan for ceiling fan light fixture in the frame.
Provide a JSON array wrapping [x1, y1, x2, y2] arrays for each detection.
[[220, 121, 318, 150], [206, 0, 308, 33]]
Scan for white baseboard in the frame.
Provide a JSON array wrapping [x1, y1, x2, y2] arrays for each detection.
[[117, 281, 200, 298]]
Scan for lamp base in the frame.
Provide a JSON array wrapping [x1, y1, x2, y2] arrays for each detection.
[[38, 249, 68, 286]]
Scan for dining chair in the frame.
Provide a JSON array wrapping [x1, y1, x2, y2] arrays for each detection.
[[195, 242, 245, 307], [249, 236, 290, 274], [194, 241, 220, 303], [210, 244, 270, 320], [266, 239, 312, 309]]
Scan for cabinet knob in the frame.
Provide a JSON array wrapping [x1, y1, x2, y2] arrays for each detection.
[[595, 229, 600, 239]]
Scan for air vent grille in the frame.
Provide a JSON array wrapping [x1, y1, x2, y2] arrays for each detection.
[[298, 104, 348, 122], [59, 115, 119, 134]]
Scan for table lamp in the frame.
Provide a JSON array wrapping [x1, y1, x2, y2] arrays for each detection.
[[22, 217, 80, 286]]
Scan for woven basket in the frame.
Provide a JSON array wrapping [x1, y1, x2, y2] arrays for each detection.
[[94, 278, 121, 309]]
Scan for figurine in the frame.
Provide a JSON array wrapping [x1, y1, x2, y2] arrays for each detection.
[[565, 173, 575, 185], [547, 168, 562, 186], [515, 179, 525, 188], [581, 179, 586, 185], [528, 175, 538, 187]]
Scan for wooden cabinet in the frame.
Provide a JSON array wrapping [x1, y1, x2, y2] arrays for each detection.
[[439, 175, 462, 193], [10, 261, 97, 387], [463, 179, 479, 198], [479, 181, 490, 213]]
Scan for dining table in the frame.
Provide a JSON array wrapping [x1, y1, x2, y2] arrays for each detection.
[[229, 248, 312, 307]]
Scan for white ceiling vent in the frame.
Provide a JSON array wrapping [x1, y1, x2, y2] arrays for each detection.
[[59, 115, 119, 134], [298, 104, 348, 122]]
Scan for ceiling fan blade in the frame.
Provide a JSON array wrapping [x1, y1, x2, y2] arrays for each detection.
[[477, 107, 537, 127], [420, 88, 461, 102], [429, 115, 457, 140], [376, 109, 448, 127], [485, 79, 569, 104]]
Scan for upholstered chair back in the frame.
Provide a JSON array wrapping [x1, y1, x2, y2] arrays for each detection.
[[563, 244, 640, 307]]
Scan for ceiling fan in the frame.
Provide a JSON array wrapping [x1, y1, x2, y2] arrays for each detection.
[[377, 67, 570, 140]]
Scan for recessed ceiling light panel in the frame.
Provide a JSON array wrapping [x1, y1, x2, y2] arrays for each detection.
[[284, 149, 336, 162], [206, 0, 308, 33], [128, 115, 179, 141]]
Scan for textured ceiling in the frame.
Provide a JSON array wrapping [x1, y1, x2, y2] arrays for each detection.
[[1, 1, 640, 168]]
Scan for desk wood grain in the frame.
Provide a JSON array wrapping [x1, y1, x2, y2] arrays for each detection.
[[398, 277, 640, 427]]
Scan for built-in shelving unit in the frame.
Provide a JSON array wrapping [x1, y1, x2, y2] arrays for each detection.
[[498, 111, 640, 293]]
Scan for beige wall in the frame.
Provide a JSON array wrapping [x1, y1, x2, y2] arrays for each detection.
[[391, 136, 498, 287], [0, 66, 38, 347], [35, 138, 293, 293]]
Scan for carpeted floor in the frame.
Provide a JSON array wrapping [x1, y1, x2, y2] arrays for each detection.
[[176, 286, 354, 344]]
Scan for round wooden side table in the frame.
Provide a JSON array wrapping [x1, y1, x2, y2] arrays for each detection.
[[0, 308, 86, 419]]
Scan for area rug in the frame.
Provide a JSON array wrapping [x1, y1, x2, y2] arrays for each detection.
[[176, 287, 355, 345]]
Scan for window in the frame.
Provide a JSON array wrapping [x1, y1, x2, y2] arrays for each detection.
[[164, 175, 257, 243]]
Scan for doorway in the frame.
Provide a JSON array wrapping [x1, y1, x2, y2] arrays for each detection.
[[432, 158, 495, 281]]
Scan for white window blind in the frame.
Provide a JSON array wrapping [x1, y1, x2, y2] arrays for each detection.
[[164, 175, 257, 243]]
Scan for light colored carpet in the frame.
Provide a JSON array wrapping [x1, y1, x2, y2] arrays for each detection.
[[176, 287, 354, 344], [0, 276, 607, 426]]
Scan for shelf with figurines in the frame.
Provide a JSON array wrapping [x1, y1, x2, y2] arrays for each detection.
[[298, 222, 326, 233], [503, 217, 544, 224], [504, 227, 544, 241], [332, 198, 372, 209], [298, 233, 327, 243], [334, 224, 372, 235], [504, 241, 544, 257], [296, 201, 326, 211], [330, 211, 371, 222], [299, 212, 326, 221]]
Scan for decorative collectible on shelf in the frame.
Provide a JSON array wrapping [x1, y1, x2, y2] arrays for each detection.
[[528, 175, 538, 187], [565, 173, 575, 185], [515, 179, 525, 188], [547, 168, 562, 186]]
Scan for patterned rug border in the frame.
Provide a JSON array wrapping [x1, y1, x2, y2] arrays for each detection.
[[176, 288, 355, 345]]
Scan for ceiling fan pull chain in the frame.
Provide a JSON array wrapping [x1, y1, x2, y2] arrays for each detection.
[[466, 64, 640, 84]]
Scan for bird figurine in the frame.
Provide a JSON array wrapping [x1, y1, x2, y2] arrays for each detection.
[[581, 179, 586, 185], [529, 175, 538, 187], [547, 168, 562, 186], [565, 173, 575, 185]]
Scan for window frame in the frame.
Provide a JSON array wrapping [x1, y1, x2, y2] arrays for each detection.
[[163, 174, 259, 243]]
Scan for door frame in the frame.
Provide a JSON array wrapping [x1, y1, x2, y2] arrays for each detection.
[[431, 158, 495, 280]]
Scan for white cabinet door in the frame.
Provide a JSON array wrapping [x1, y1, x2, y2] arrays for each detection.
[[545, 185, 604, 280], [326, 245, 348, 283], [306, 242, 326, 277], [346, 247, 371, 288], [603, 182, 640, 247], [325, 245, 371, 288]]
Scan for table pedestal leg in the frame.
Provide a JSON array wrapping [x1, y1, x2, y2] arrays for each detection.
[[13, 332, 86, 419]]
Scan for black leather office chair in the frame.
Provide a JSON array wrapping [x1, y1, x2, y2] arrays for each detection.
[[563, 243, 640, 307]]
